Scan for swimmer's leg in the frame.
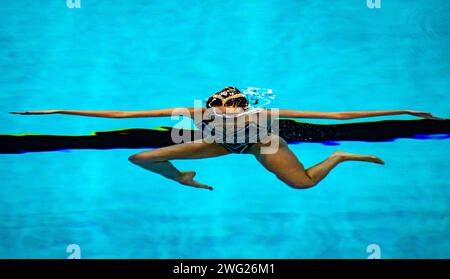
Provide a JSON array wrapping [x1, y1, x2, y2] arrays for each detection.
[[249, 134, 384, 189], [128, 140, 229, 190]]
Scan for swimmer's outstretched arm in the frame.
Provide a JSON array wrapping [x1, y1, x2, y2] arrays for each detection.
[[9, 108, 204, 118], [274, 109, 444, 120]]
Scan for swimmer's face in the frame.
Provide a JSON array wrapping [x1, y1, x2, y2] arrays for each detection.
[[211, 105, 245, 114]]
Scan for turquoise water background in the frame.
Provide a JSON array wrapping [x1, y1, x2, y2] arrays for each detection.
[[0, 0, 449, 258]]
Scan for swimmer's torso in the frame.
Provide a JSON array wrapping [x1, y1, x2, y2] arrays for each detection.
[[195, 108, 273, 153]]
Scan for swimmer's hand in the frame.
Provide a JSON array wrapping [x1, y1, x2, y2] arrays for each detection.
[[9, 110, 58, 115], [407, 110, 445, 120]]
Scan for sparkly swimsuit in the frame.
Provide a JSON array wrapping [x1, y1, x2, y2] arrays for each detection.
[[197, 110, 272, 154]]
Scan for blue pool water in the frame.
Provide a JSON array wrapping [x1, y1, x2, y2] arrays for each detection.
[[0, 0, 449, 258]]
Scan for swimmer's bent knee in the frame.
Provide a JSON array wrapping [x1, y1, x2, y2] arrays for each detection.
[[128, 154, 141, 164], [128, 153, 154, 164], [284, 178, 317, 189]]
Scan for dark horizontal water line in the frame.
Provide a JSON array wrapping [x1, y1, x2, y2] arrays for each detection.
[[0, 119, 449, 154]]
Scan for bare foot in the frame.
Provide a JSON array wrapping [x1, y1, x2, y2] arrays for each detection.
[[331, 150, 384, 164], [176, 171, 213, 190]]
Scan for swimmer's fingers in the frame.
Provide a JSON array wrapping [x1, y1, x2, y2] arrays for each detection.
[[9, 110, 57, 115], [427, 115, 446, 121], [9, 111, 31, 115], [415, 112, 444, 120], [407, 111, 446, 121]]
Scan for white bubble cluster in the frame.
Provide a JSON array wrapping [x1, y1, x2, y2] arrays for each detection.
[[241, 87, 276, 109]]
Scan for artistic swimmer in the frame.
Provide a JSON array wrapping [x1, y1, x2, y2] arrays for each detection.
[[10, 86, 443, 190]]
